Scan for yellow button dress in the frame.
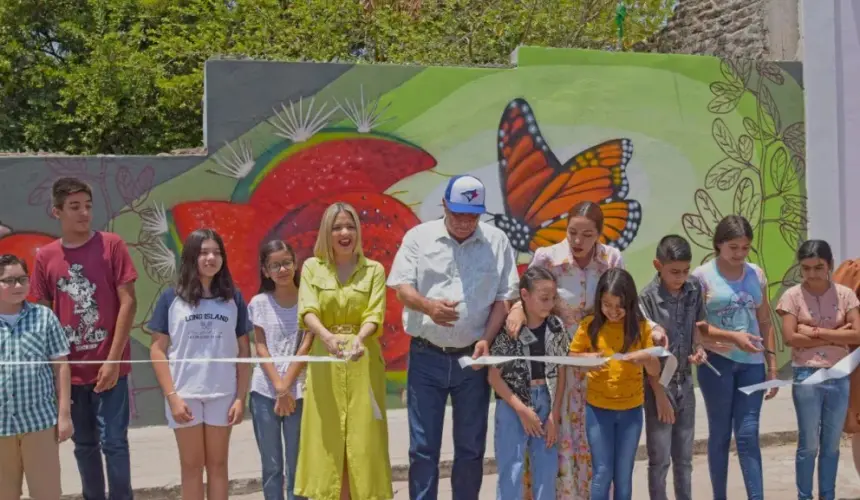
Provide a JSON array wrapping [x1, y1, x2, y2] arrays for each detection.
[[294, 255, 393, 500]]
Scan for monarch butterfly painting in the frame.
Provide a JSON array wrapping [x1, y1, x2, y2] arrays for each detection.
[[491, 98, 643, 253]]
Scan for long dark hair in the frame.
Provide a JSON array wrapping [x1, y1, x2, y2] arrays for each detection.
[[796, 239, 834, 269], [258, 240, 300, 293], [519, 266, 557, 318], [588, 268, 644, 353], [713, 215, 754, 252], [176, 228, 236, 306]]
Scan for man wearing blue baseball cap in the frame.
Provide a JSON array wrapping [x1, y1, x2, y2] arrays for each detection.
[[387, 175, 520, 500]]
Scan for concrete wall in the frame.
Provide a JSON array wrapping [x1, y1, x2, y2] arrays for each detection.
[[0, 48, 806, 427], [803, 0, 860, 264], [640, 0, 802, 60]]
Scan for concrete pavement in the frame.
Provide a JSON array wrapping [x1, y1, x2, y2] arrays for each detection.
[[47, 388, 804, 499], [230, 443, 860, 499]]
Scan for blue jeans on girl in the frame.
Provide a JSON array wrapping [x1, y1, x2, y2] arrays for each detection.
[[792, 367, 851, 500], [494, 385, 558, 500], [250, 392, 305, 500], [698, 353, 765, 500], [585, 404, 643, 500]]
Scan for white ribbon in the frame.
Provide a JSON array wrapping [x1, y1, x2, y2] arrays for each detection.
[[738, 347, 860, 395], [0, 355, 346, 366], [459, 346, 679, 387]]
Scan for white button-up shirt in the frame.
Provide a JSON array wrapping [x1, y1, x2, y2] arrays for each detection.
[[387, 219, 519, 348]]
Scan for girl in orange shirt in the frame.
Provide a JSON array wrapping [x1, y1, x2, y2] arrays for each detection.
[[569, 268, 660, 500]]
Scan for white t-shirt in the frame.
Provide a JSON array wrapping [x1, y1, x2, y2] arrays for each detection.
[[147, 288, 252, 400], [248, 293, 306, 400]]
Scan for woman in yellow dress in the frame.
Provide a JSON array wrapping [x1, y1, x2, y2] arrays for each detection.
[[294, 202, 393, 500]]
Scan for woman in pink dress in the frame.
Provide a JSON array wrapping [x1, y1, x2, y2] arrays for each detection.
[[505, 201, 625, 499]]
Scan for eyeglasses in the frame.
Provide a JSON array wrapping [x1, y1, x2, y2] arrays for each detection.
[[0, 276, 29, 287], [267, 261, 295, 272]]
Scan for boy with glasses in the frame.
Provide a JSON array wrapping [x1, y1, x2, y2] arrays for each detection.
[[0, 254, 71, 499]]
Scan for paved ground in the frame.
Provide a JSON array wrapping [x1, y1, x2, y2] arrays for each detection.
[[34, 388, 827, 498], [230, 443, 860, 499]]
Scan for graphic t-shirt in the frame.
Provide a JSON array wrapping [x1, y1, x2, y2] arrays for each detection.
[[31, 232, 138, 385], [776, 283, 860, 368], [692, 260, 765, 365], [147, 288, 251, 400], [248, 293, 306, 400]]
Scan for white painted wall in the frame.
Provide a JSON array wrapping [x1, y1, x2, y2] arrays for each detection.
[[803, 0, 860, 264]]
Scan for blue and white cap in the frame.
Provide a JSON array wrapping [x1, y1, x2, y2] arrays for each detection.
[[444, 175, 486, 214]]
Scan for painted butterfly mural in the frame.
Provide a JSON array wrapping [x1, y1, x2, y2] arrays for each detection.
[[491, 98, 643, 253]]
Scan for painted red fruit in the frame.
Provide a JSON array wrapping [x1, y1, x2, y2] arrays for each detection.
[[0, 232, 58, 302], [271, 192, 421, 239], [248, 137, 435, 229], [169, 201, 268, 299]]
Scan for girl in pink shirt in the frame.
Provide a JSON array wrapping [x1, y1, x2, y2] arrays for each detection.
[[777, 239, 860, 500]]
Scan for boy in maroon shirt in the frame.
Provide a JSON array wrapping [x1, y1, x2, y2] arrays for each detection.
[[31, 177, 138, 500]]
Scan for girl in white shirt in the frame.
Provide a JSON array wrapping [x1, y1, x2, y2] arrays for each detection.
[[249, 240, 313, 500], [147, 228, 252, 500]]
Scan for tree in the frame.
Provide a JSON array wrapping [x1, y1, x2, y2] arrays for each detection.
[[0, 0, 675, 154]]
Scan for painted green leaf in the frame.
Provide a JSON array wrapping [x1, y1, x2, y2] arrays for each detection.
[[757, 61, 785, 85], [743, 117, 770, 141], [768, 147, 796, 193], [738, 134, 754, 162], [682, 213, 713, 250], [720, 58, 743, 87], [712, 118, 742, 162], [710, 81, 743, 96], [783, 121, 805, 158], [783, 194, 806, 214], [757, 85, 782, 135], [708, 93, 742, 114], [779, 223, 801, 251], [705, 159, 743, 191], [733, 177, 760, 224], [694, 188, 724, 229]]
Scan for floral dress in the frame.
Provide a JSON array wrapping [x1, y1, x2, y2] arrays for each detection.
[[525, 240, 623, 500]]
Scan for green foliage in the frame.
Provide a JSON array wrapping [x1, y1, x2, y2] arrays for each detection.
[[0, 0, 674, 154]]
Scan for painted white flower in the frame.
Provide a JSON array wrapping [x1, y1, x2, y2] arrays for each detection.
[[141, 238, 177, 281], [210, 140, 255, 179], [335, 85, 394, 133], [269, 96, 335, 142], [139, 203, 168, 236]]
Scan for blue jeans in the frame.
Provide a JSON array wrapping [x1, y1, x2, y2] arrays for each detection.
[[249, 392, 305, 500], [70, 375, 133, 500], [585, 404, 643, 500], [494, 385, 558, 500], [792, 367, 851, 500], [407, 339, 490, 500], [698, 353, 765, 500]]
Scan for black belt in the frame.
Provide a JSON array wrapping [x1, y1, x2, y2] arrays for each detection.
[[411, 337, 475, 355]]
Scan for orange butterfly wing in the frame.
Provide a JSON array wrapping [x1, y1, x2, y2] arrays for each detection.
[[496, 98, 642, 252]]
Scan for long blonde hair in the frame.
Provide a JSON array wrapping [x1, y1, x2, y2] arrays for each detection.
[[313, 202, 364, 264]]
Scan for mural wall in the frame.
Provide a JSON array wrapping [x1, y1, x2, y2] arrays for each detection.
[[0, 47, 806, 427]]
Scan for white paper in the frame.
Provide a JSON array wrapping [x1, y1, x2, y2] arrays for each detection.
[[460, 346, 679, 387]]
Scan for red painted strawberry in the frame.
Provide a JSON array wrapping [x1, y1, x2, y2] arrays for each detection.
[[270, 192, 420, 250], [167, 201, 268, 299], [232, 134, 435, 230], [0, 232, 58, 302]]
